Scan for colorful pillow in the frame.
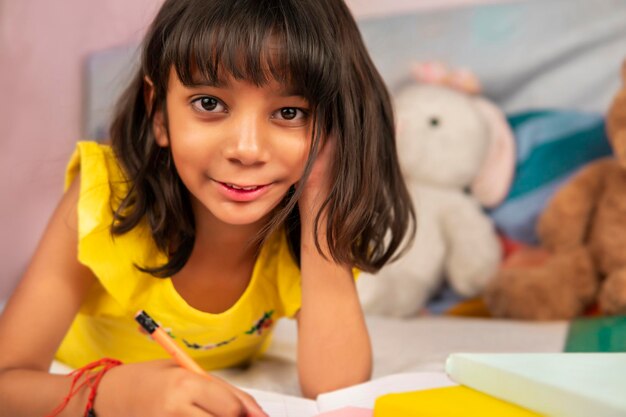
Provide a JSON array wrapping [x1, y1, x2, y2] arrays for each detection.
[[488, 110, 612, 244]]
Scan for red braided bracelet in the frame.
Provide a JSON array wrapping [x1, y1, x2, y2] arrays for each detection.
[[45, 358, 122, 417]]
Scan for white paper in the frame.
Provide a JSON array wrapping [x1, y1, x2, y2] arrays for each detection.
[[245, 372, 456, 416], [315, 372, 456, 412], [244, 387, 319, 417]]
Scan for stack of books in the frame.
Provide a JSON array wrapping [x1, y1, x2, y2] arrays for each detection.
[[244, 353, 626, 417]]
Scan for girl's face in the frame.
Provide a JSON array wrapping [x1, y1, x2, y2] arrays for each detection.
[[154, 69, 311, 228]]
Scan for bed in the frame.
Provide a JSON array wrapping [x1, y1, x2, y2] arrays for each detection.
[[50, 0, 626, 396]]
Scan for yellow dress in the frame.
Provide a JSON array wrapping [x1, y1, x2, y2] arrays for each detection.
[[55, 141, 302, 370]]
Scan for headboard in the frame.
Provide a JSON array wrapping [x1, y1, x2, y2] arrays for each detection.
[[83, 0, 626, 140]]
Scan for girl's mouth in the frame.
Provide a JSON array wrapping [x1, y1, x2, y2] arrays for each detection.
[[217, 181, 271, 202], [225, 183, 263, 191]]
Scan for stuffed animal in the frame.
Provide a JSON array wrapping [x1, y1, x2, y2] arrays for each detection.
[[357, 62, 515, 317], [484, 60, 626, 320]]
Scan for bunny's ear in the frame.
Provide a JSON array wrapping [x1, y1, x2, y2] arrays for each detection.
[[411, 61, 449, 84], [470, 97, 516, 208]]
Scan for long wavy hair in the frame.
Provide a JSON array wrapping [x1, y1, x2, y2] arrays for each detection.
[[109, 0, 415, 278]]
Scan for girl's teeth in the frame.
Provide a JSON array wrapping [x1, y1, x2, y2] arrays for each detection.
[[228, 184, 258, 191]]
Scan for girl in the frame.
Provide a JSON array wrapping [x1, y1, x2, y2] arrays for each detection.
[[0, 0, 414, 416]]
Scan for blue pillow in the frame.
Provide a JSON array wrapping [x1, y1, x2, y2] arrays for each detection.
[[488, 110, 612, 244]]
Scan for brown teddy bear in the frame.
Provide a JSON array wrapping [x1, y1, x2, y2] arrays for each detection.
[[485, 60, 626, 320]]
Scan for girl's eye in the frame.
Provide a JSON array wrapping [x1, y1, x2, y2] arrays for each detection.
[[191, 96, 225, 113], [273, 107, 308, 122]]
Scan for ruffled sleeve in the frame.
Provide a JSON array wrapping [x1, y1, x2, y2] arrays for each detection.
[[65, 141, 164, 311], [65, 141, 127, 239]]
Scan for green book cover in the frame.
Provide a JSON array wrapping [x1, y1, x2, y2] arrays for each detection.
[[565, 315, 626, 352]]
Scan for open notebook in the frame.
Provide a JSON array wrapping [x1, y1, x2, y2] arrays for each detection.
[[244, 372, 456, 417]]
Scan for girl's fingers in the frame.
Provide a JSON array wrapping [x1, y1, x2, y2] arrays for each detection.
[[183, 405, 216, 417], [205, 374, 268, 417], [194, 382, 243, 416], [229, 388, 269, 417], [193, 376, 266, 417]]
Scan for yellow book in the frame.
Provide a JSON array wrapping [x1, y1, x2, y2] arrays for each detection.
[[374, 386, 544, 417]]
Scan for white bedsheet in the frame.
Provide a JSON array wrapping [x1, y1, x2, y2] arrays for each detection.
[[185, 315, 566, 396], [15, 302, 567, 397]]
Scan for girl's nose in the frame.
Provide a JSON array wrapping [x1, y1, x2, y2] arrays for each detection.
[[223, 117, 270, 166]]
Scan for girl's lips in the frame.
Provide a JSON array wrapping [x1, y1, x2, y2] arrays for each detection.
[[216, 181, 271, 202]]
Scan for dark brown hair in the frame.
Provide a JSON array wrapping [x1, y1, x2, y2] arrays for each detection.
[[109, 0, 415, 277]]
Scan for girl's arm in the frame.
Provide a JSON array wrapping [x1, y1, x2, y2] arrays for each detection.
[[296, 140, 372, 399], [0, 178, 99, 416], [0, 179, 266, 417]]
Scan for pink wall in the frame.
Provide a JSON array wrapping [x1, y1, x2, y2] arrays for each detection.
[[0, 0, 165, 299], [0, 0, 504, 300]]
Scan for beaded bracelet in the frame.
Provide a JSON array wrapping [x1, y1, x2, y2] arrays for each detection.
[[46, 358, 123, 417]]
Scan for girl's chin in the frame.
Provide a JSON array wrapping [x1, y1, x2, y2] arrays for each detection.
[[192, 192, 287, 227], [211, 205, 277, 227], [216, 216, 268, 227]]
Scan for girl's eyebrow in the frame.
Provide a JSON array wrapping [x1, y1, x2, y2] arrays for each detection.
[[186, 78, 226, 89], [185, 78, 305, 99], [276, 87, 306, 98]]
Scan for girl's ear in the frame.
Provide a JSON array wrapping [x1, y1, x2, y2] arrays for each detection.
[[144, 76, 168, 147]]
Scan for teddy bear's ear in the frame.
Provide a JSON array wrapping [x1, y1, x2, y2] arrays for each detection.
[[470, 97, 516, 208], [608, 61, 626, 167]]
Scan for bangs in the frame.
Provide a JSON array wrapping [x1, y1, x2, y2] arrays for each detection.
[[153, 0, 339, 105]]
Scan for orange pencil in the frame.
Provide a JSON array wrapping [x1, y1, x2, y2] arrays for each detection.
[[134, 310, 206, 376], [135, 310, 269, 417]]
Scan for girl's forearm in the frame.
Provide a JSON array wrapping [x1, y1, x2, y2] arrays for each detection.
[[297, 228, 372, 398], [0, 368, 90, 417]]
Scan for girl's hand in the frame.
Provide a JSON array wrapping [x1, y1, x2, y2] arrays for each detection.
[[298, 137, 335, 232], [96, 360, 268, 417]]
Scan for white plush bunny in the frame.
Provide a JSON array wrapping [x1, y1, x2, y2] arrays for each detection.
[[357, 63, 515, 317]]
